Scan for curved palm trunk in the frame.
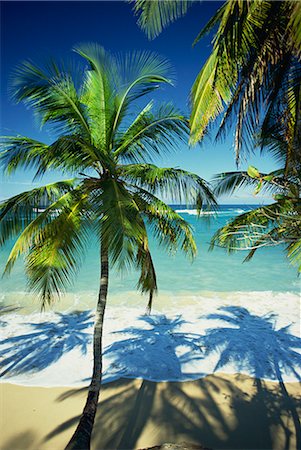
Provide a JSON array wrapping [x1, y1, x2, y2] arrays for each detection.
[[145, 292, 153, 315], [65, 242, 109, 450]]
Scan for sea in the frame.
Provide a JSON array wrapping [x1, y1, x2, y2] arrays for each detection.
[[1, 204, 300, 385], [0, 204, 299, 313]]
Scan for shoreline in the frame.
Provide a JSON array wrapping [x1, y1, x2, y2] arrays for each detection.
[[1, 374, 300, 450], [1, 291, 300, 387], [1, 289, 300, 314]]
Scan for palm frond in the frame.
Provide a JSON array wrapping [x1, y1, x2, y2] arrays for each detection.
[[120, 163, 216, 208], [24, 191, 91, 308], [0, 135, 101, 179], [210, 199, 301, 272], [133, 187, 197, 258], [190, 48, 234, 144], [0, 179, 77, 246], [287, 238, 301, 272], [213, 170, 288, 197], [192, 3, 226, 46], [74, 43, 117, 150], [111, 51, 173, 138], [136, 235, 157, 314], [132, 0, 194, 39], [0, 136, 49, 177], [114, 103, 189, 162], [11, 60, 90, 137]]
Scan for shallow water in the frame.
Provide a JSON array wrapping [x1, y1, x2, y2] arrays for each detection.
[[1, 205, 300, 385], [0, 204, 299, 313]]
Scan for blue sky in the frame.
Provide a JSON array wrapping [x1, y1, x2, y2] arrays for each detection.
[[1, 1, 279, 204]]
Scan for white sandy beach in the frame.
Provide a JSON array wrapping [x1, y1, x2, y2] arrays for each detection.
[[1, 290, 300, 449], [1, 291, 300, 386]]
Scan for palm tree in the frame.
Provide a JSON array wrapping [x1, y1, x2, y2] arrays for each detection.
[[132, 0, 301, 270], [209, 165, 301, 272], [210, 96, 301, 272], [0, 44, 216, 449], [132, 0, 301, 161]]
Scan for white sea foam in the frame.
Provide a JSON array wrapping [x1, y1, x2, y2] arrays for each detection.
[[1, 291, 300, 387], [175, 209, 250, 216]]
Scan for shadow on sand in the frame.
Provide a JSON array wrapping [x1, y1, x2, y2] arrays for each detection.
[[43, 307, 301, 450], [102, 314, 204, 383], [201, 306, 301, 449], [0, 310, 93, 377]]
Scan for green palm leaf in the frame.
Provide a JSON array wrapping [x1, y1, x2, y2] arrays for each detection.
[[132, 0, 194, 39], [120, 163, 216, 207], [11, 60, 90, 137], [133, 187, 197, 258], [25, 191, 91, 308], [115, 103, 189, 162], [0, 180, 77, 246]]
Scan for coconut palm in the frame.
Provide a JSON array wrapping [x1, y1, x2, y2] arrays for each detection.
[[210, 166, 301, 272], [132, 0, 301, 161], [210, 96, 301, 272], [132, 0, 301, 271], [0, 44, 216, 449]]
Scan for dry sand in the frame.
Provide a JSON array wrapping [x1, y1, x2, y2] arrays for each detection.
[[1, 373, 300, 450]]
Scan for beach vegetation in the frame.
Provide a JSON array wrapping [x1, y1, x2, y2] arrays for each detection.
[[210, 165, 301, 272], [132, 0, 301, 157], [132, 0, 301, 270]]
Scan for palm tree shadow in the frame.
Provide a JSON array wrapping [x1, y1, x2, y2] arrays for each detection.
[[95, 314, 204, 449], [201, 306, 301, 449], [48, 372, 299, 450], [44, 311, 301, 450], [102, 314, 204, 383], [0, 310, 93, 377], [46, 314, 205, 449]]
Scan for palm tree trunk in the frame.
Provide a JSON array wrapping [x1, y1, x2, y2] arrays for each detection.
[[65, 242, 109, 450]]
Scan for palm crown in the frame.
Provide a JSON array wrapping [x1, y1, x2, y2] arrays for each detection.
[[0, 43, 215, 308], [132, 0, 301, 163], [131, 0, 301, 273]]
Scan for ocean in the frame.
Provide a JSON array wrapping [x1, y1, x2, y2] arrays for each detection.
[[0, 204, 299, 313], [1, 204, 300, 385]]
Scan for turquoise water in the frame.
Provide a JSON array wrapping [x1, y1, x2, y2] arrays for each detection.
[[0, 205, 299, 311]]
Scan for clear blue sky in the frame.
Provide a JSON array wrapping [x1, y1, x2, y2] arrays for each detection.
[[1, 1, 278, 204]]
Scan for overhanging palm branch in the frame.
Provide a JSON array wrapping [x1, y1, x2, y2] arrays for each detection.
[[211, 169, 301, 272], [132, 0, 301, 164], [132, 0, 195, 39]]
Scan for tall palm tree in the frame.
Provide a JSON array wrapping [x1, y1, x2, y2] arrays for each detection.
[[132, 0, 301, 161], [0, 44, 216, 449]]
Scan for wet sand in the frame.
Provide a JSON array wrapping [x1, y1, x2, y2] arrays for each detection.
[[1, 373, 300, 450]]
